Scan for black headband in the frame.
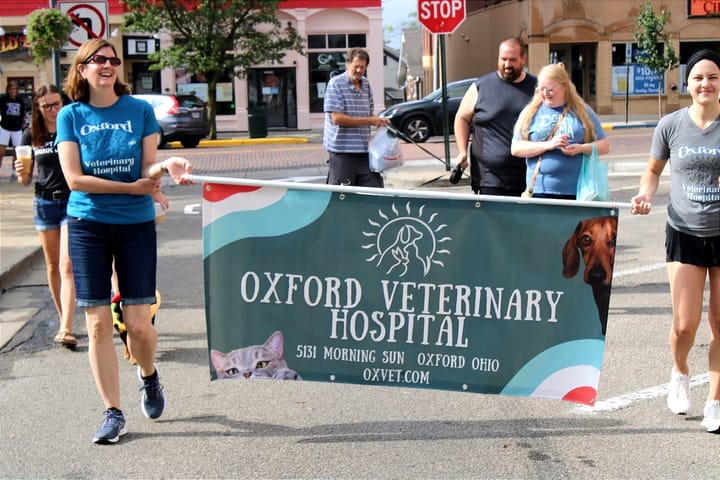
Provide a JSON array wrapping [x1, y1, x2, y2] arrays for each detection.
[[685, 49, 720, 82]]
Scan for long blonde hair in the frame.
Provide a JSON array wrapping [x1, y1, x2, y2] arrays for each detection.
[[515, 63, 596, 143]]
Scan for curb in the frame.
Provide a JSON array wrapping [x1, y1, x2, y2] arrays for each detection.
[[0, 247, 43, 293], [167, 137, 310, 148], [601, 121, 657, 132]]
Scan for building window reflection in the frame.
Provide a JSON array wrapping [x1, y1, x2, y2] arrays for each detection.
[[307, 33, 366, 113]]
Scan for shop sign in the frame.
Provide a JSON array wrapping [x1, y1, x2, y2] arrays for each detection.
[[688, 0, 720, 17], [0, 33, 30, 58]]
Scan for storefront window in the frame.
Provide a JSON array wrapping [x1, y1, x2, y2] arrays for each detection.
[[328, 34, 346, 49], [175, 70, 235, 115], [307, 33, 366, 113], [309, 51, 346, 113], [611, 42, 669, 96], [308, 35, 326, 49]]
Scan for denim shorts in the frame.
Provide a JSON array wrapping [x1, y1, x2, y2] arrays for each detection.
[[33, 197, 69, 232], [666, 223, 720, 267], [68, 217, 157, 307]]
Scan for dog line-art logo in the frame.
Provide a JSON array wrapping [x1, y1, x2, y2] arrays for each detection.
[[362, 202, 451, 277]]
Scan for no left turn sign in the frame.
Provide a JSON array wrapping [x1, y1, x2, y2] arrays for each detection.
[[58, 1, 109, 49]]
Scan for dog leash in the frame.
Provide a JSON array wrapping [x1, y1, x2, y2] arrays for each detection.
[[385, 124, 470, 187]]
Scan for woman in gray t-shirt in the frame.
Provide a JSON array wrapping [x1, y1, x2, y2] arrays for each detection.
[[631, 49, 720, 433]]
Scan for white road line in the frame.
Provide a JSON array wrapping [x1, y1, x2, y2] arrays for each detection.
[[613, 262, 666, 278], [573, 373, 709, 414]]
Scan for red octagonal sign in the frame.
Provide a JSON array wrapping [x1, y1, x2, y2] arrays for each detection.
[[418, 0, 466, 34]]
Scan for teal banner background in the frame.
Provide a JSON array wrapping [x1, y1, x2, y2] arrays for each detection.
[[203, 182, 619, 406]]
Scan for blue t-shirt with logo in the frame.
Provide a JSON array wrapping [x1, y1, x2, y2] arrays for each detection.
[[514, 103, 605, 196], [56, 95, 160, 224]]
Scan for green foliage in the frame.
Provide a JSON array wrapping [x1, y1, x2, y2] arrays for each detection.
[[634, 2, 679, 80], [120, 0, 305, 138], [25, 8, 74, 66], [634, 2, 679, 117]]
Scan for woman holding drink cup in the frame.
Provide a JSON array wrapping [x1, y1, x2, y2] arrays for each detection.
[[15, 84, 77, 349]]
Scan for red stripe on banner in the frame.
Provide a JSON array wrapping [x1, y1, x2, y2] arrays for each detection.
[[203, 183, 261, 202], [563, 386, 597, 406]]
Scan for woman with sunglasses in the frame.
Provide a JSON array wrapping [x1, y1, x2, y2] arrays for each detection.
[[14, 84, 77, 349], [57, 38, 193, 445]]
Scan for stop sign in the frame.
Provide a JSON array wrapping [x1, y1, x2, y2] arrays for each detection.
[[418, 0, 466, 34]]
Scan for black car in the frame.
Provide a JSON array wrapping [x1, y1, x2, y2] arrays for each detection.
[[379, 78, 475, 143]]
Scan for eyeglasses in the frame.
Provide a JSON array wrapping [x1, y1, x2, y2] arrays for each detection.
[[39, 101, 62, 111], [83, 54, 122, 67], [538, 85, 563, 94]]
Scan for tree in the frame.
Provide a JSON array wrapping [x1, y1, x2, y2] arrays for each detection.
[[634, 2, 679, 118], [121, 0, 304, 139]]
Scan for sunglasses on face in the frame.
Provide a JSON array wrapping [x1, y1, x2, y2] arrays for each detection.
[[39, 101, 62, 111], [83, 54, 122, 67]]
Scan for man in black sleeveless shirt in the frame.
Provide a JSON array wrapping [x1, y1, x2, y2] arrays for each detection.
[[453, 37, 536, 195]]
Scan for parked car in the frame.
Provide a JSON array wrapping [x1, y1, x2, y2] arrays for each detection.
[[132, 93, 210, 148], [379, 78, 476, 143]]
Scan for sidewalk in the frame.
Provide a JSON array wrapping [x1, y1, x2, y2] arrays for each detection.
[[0, 114, 656, 348]]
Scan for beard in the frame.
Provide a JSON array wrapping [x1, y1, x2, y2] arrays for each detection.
[[500, 66, 521, 82]]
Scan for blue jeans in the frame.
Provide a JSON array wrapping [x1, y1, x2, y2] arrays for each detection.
[[67, 218, 157, 307], [33, 197, 69, 231]]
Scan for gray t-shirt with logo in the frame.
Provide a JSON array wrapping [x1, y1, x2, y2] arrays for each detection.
[[650, 107, 720, 237]]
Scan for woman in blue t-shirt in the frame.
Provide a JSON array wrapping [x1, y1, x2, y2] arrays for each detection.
[[57, 38, 193, 445], [511, 63, 609, 199]]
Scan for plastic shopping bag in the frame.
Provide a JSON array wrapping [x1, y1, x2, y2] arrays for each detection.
[[576, 144, 609, 201], [369, 126, 403, 172]]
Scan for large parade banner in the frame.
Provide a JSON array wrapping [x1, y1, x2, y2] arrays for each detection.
[[201, 179, 620, 406]]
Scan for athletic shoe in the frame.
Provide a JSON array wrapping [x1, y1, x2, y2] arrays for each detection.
[[701, 400, 720, 433], [138, 364, 165, 419], [667, 369, 690, 415], [93, 408, 127, 444]]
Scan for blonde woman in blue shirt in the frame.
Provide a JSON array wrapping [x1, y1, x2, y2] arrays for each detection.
[[511, 63, 609, 199]]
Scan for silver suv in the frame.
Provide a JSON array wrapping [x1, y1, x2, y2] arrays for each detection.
[[132, 94, 210, 148]]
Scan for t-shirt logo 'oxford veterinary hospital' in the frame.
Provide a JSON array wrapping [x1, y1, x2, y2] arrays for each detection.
[[80, 120, 133, 136]]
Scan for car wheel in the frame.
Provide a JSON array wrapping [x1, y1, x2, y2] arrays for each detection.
[[402, 116, 431, 143], [180, 138, 201, 148]]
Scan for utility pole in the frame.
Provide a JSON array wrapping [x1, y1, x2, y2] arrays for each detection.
[[50, 0, 63, 87]]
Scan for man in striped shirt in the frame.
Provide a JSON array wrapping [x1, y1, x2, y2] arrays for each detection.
[[323, 48, 390, 187]]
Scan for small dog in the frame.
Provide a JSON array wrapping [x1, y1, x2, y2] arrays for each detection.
[[111, 290, 161, 364], [562, 216, 618, 335]]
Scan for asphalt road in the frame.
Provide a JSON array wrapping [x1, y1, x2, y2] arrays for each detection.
[[2, 129, 718, 479]]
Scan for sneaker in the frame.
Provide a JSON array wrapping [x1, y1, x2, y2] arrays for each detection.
[[138, 364, 165, 419], [667, 369, 691, 415], [93, 408, 127, 444], [701, 400, 720, 433]]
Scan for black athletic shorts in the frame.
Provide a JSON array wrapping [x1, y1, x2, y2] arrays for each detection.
[[665, 223, 720, 267]]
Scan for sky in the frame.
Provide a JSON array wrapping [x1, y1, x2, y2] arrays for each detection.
[[382, 0, 418, 49]]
